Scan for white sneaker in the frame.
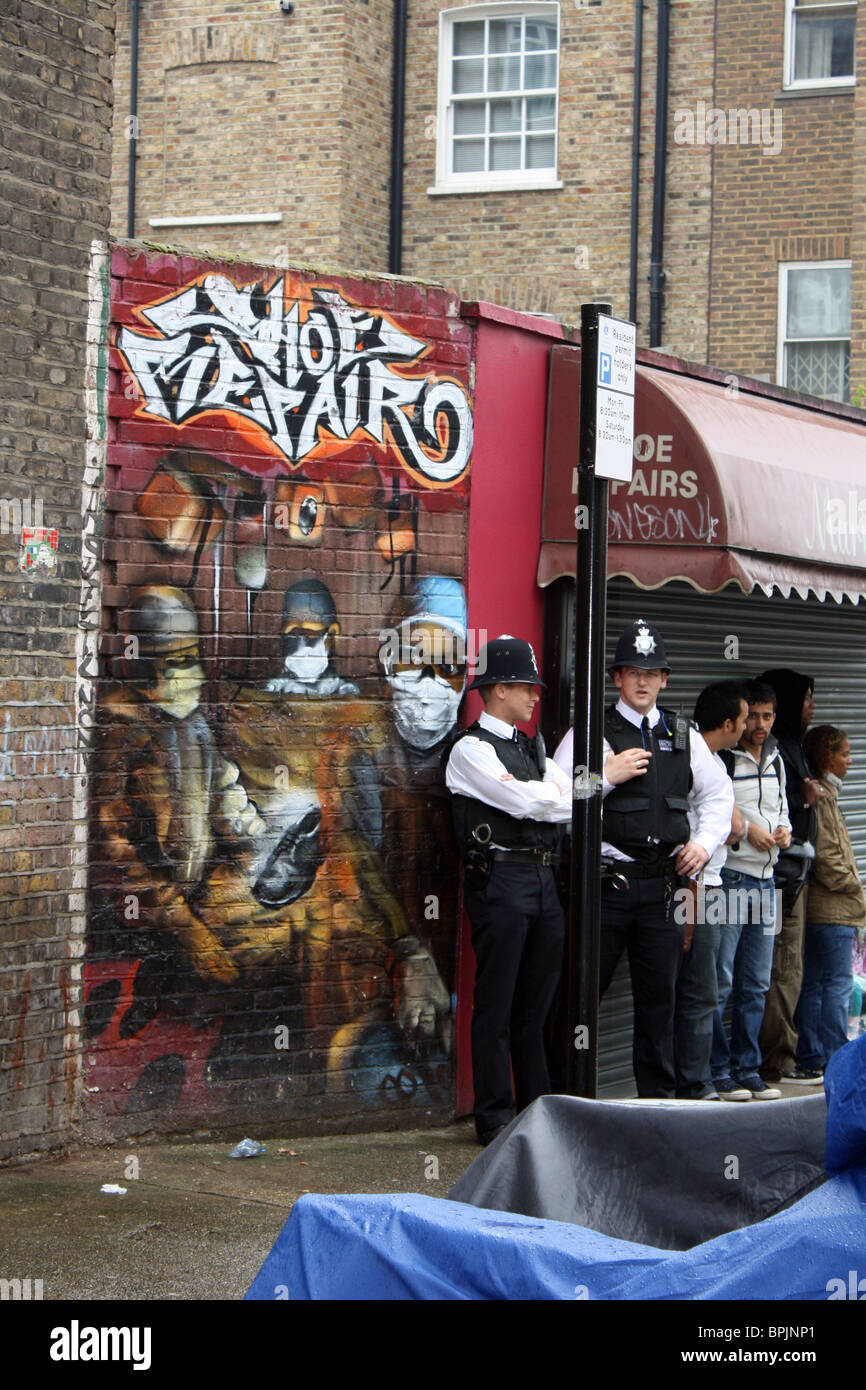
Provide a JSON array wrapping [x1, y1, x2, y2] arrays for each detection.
[[737, 1073, 781, 1100], [715, 1076, 752, 1101]]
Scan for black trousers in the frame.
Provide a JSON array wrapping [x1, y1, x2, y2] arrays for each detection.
[[466, 860, 565, 1134], [600, 875, 684, 1097]]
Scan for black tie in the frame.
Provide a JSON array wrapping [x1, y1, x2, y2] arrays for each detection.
[[641, 716, 651, 748]]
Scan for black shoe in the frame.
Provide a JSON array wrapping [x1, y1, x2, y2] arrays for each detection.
[[477, 1124, 508, 1147]]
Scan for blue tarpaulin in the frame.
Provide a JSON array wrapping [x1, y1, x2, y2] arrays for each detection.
[[246, 1034, 866, 1301]]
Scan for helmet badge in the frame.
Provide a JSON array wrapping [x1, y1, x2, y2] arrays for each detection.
[[634, 622, 656, 657]]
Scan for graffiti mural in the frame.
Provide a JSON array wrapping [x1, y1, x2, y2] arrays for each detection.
[[117, 277, 473, 486], [86, 250, 472, 1132]]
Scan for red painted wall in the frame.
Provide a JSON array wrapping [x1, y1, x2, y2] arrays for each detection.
[[454, 305, 567, 1115]]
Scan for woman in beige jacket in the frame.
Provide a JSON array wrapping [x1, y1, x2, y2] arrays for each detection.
[[791, 725, 865, 1082]]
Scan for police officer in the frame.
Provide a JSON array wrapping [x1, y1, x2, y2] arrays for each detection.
[[553, 620, 731, 1097], [444, 635, 572, 1145]]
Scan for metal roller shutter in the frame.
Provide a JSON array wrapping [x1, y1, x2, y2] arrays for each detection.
[[569, 576, 866, 1096]]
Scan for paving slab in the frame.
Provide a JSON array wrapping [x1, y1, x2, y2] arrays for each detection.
[[0, 1121, 479, 1301]]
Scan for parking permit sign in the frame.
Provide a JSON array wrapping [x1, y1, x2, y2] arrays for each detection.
[[595, 315, 636, 481]]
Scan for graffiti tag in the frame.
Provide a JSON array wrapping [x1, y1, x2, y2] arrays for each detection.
[[118, 276, 473, 485], [608, 494, 721, 545]]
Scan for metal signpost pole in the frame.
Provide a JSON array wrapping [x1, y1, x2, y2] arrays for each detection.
[[567, 303, 636, 1098]]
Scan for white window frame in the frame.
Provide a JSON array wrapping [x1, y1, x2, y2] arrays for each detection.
[[429, 2, 563, 196], [777, 259, 852, 400], [783, 0, 857, 90]]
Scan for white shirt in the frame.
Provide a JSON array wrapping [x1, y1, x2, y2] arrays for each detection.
[[445, 710, 573, 823], [552, 699, 733, 863], [691, 746, 734, 886]]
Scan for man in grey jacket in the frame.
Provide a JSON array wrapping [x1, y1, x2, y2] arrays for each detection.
[[711, 680, 792, 1101]]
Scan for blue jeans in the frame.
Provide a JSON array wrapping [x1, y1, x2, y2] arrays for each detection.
[[794, 923, 855, 1070], [675, 900, 721, 1096], [711, 870, 778, 1079]]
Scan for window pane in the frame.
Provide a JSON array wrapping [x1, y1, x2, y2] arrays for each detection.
[[525, 21, 558, 52], [490, 98, 522, 133], [454, 102, 486, 135], [453, 20, 484, 56], [489, 55, 521, 91], [453, 138, 485, 174], [527, 95, 556, 130], [526, 134, 555, 168], [787, 341, 850, 402], [794, 14, 856, 80], [525, 52, 557, 89], [489, 19, 523, 54], [787, 267, 851, 338], [453, 57, 485, 93], [490, 136, 522, 171]]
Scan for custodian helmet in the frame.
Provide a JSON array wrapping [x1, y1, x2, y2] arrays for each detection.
[[469, 634, 545, 690], [609, 619, 671, 674]]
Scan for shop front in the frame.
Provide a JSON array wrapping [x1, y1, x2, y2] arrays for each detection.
[[538, 343, 866, 1092]]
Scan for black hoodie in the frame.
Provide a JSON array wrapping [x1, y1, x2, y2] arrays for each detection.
[[758, 668, 816, 844]]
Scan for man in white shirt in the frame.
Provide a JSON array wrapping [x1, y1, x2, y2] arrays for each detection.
[[552, 620, 732, 1097], [673, 681, 746, 1100], [445, 635, 572, 1145]]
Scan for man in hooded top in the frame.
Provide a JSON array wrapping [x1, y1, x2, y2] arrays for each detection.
[[756, 668, 825, 1082]]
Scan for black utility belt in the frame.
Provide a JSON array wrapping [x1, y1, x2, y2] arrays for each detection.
[[490, 848, 558, 867], [602, 859, 679, 882]]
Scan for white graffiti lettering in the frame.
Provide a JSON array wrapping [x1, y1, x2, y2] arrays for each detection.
[[608, 494, 721, 544], [118, 276, 474, 486], [0, 704, 75, 782]]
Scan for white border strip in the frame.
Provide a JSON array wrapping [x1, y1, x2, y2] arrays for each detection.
[[68, 238, 111, 1109], [148, 213, 283, 227]]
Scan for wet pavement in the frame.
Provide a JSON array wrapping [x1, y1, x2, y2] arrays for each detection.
[[0, 1121, 480, 1301], [0, 1078, 826, 1303]]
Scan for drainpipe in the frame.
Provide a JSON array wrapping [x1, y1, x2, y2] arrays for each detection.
[[389, 0, 408, 275], [648, 0, 670, 347], [127, 0, 140, 238], [628, 0, 644, 324]]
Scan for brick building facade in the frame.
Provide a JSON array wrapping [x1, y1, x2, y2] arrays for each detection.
[[111, 0, 394, 272], [0, 0, 115, 1162], [109, 0, 865, 401], [709, 0, 864, 396]]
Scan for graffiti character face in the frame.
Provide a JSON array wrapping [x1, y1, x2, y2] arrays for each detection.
[[388, 621, 466, 750], [141, 642, 206, 719], [281, 622, 338, 685]]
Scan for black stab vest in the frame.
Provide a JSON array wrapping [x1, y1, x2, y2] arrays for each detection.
[[603, 705, 691, 863], [446, 722, 559, 859]]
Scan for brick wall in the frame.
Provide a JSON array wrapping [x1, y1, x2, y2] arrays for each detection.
[[111, 0, 393, 274], [110, 0, 719, 355], [709, 0, 854, 384], [400, 0, 715, 356], [0, 0, 115, 1162], [86, 241, 472, 1138], [849, 14, 866, 398]]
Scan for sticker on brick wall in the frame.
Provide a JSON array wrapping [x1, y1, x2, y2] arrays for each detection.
[[20, 526, 58, 573], [86, 250, 471, 1134], [117, 274, 473, 487]]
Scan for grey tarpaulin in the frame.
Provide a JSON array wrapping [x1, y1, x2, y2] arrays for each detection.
[[447, 1093, 828, 1251]]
